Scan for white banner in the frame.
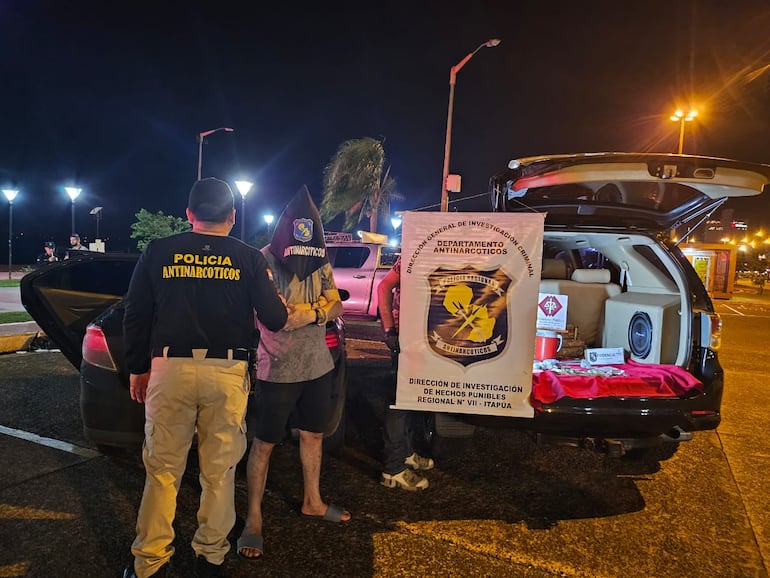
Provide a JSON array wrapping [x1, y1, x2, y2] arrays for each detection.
[[395, 212, 544, 418]]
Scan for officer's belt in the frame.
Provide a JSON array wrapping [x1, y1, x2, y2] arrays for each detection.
[[152, 346, 249, 361]]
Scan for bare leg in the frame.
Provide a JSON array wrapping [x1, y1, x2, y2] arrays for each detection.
[[298, 429, 351, 521], [239, 437, 274, 557]]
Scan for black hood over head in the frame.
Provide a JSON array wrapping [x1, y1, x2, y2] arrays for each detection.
[[269, 185, 328, 280]]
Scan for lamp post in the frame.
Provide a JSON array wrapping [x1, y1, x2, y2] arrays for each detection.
[[440, 38, 501, 212], [2, 189, 18, 280], [64, 186, 81, 235], [197, 127, 234, 180], [263, 213, 275, 239], [90, 206, 103, 239], [669, 109, 697, 154], [234, 180, 253, 241]]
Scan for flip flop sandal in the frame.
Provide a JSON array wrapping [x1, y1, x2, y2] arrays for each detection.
[[300, 503, 351, 523], [236, 533, 264, 560]]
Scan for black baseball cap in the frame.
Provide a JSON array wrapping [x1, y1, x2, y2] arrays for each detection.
[[44, 241, 56, 248], [187, 178, 235, 222]]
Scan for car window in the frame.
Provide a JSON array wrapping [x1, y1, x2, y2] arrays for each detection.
[[30, 257, 138, 295], [576, 247, 609, 269], [632, 244, 677, 285], [328, 246, 370, 268], [379, 247, 400, 267]]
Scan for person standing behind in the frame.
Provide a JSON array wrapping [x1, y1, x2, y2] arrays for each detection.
[[35, 241, 58, 267], [378, 256, 435, 491], [122, 178, 289, 578], [65, 233, 88, 259], [238, 186, 350, 561]]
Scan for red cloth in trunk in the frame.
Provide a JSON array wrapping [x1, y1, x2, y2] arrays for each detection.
[[531, 360, 703, 404]]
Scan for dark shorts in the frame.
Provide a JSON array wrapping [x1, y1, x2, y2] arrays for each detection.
[[252, 371, 333, 443]]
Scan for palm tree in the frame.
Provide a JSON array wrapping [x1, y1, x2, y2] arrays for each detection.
[[320, 137, 400, 233]]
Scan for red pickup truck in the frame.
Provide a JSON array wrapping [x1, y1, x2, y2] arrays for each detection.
[[326, 233, 400, 320]]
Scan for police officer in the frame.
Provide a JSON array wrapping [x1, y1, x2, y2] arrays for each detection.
[[35, 241, 58, 267], [122, 178, 289, 578]]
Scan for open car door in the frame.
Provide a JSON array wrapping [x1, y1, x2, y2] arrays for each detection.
[[20, 253, 138, 368]]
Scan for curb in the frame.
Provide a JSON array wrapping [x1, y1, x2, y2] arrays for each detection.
[[0, 332, 40, 354]]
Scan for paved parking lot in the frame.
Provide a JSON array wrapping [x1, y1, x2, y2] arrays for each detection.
[[0, 282, 769, 576]]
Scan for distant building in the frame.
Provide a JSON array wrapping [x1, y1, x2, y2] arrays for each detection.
[[680, 242, 737, 299], [703, 217, 724, 244]]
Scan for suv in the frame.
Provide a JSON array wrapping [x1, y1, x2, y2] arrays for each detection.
[[326, 232, 400, 320], [454, 152, 770, 456], [20, 252, 348, 452]]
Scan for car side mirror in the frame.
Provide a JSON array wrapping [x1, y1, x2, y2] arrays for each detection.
[[338, 288, 350, 302]]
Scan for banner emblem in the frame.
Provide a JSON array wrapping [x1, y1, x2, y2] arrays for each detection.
[[292, 218, 313, 243], [427, 266, 512, 367]]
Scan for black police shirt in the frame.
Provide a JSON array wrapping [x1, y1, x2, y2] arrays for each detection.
[[123, 231, 287, 374]]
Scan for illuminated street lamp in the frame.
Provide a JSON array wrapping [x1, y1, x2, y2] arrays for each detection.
[[2, 189, 18, 280], [263, 213, 275, 238], [390, 215, 403, 246], [197, 127, 234, 180], [669, 109, 697, 154], [234, 180, 253, 241], [441, 38, 501, 212], [64, 186, 81, 234]]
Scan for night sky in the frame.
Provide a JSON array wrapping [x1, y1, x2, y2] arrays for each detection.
[[2, 1, 770, 263]]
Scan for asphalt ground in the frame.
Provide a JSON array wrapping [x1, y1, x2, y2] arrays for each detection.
[[1, 312, 769, 577], [0, 283, 769, 576]]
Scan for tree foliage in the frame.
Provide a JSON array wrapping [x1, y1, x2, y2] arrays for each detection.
[[320, 137, 401, 233], [130, 209, 191, 251]]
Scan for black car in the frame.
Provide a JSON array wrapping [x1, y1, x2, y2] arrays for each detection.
[[20, 252, 348, 452]]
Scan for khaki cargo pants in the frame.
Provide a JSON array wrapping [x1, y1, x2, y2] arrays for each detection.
[[130, 353, 249, 577]]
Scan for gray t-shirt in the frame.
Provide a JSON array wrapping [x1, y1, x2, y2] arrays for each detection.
[[256, 251, 336, 382]]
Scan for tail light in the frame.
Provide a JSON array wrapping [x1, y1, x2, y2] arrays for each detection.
[[325, 328, 340, 350], [699, 312, 722, 350], [82, 325, 118, 371]]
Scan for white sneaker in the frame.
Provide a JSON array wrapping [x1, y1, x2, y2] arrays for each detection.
[[404, 452, 434, 471], [381, 468, 429, 491]]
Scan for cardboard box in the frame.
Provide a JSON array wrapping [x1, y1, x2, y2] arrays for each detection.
[[585, 347, 625, 365]]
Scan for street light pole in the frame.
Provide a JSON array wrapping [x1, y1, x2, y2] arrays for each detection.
[[90, 206, 103, 239], [64, 187, 81, 235], [234, 180, 254, 241], [2, 189, 18, 280], [197, 127, 234, 180], [669, 109, 697, 154], [440, 38, 501, 212]]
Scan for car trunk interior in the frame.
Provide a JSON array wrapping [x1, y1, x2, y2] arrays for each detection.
[[533, 231, 699, 403]]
